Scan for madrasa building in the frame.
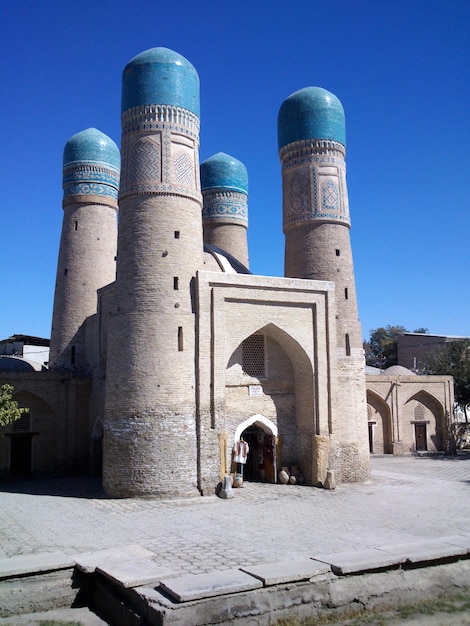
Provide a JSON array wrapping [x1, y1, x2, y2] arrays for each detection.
[[0, 48, 453, 495]]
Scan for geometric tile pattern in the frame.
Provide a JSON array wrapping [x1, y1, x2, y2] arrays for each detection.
[[283, 170, 310, 226], [173, 152, 193, 188], [322, 180, 339, 212], [202, 190, 248, 224], [280, 138, 350, 227], [119, 104, 202, 203], [63, 163, 119, 200], [129, 136, 161, 186]]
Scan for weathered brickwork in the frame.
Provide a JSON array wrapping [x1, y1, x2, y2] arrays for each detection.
[[196, 272, 338, 491], [0, 48, 454, 494], [280, 101, 370, 483], [49, 129, 119, 372]]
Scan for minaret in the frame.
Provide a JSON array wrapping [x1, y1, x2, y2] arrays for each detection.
[[278, 87, 369, 481], [201, 152, 249, 269], [49, 128, 119, 371], [103, 48, 203, 497]]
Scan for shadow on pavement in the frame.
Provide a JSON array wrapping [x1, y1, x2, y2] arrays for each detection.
[[0, 475, 108, 499]]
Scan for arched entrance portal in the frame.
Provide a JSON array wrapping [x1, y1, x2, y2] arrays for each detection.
[[234, 415, 278, 483]]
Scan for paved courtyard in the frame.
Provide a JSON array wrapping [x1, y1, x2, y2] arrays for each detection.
[[1, 454, 469, 577]]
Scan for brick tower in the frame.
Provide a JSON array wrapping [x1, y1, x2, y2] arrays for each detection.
[[103, 48, 203, 497], [49, 128, 119, 371], [278, 87, 369, 481], [201, 152, 249, 269]]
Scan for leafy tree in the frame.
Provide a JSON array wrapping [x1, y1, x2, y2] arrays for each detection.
[[422, 340, 470, 422], [364, 325, 408, 368], [0, 384, 29, 427], [364, 326, 430, 368]]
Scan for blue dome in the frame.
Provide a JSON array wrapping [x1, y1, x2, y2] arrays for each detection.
[[63, 128, 120, 170], [122, 47, 200, 116], [278, 87, 346, 149], [200, 153, 248, 195]]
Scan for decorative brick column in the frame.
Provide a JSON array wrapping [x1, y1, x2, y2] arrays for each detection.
[[279, 87, 370, 482], [50, 128, 119, 372], [103, 48, 203, 497], [201, 152, 249, 269]]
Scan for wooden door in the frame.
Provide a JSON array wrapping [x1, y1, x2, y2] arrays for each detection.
[[415, 424, 427, 452]]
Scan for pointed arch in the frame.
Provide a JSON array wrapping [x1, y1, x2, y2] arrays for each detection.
[[404, 389, 446, 452], [234, 414, 278, 444], [13, 388, 54, 413], [404, 389, 445, 414], [224, 321, 319, 484], [366, 389, 393, 454], [226, 321, 313, 376]]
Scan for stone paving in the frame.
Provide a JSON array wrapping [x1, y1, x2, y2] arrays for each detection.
[[0, 454, 470, 577]]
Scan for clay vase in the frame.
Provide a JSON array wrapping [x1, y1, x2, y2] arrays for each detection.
[[279, 468, 289, 484], [233, 474, 243, 488]]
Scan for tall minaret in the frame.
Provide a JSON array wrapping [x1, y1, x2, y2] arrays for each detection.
[[103, 48, 203, 497], [49, 128, 119, 371], [201, 152, 249, 269], [278, 87, 369, 481]]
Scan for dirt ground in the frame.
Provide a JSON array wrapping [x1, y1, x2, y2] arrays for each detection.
[[281, 593, 470, 626]]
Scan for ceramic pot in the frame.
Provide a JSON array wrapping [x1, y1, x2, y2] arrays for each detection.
[[233, 474, 243, 488]]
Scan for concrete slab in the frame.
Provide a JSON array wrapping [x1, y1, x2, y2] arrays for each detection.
[[441, 534, 470, 554], [313, 548, 405, 575], [378, 538, 468, 564], [240, 558, 331, 586], [74, 544, 156, 573], [97, 558, 176, 588], [0, 551, 74, 578], [159, 568, 263, 602]]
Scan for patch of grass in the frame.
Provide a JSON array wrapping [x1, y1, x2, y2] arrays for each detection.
[[397, 593, 470, 619], [274, 592, 470, 625]]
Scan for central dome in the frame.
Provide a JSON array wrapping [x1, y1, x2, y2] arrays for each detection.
[[121, 47, 200, 116], [278, 87, 346, 150]]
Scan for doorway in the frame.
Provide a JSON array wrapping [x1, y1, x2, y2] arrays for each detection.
[[415, 423, 427, 451], [368, 422, 375, 453], [237, 425, 276, 482], [8, 434, 33, 476]]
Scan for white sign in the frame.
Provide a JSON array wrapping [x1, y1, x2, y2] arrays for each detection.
[[249, 385, 263, 396]]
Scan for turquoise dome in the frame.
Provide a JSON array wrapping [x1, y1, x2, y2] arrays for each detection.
[[63, 128, 120, 169], [278, 87, 346, 149], [122, 47, 200, 116], [200, 153, 248, 195]]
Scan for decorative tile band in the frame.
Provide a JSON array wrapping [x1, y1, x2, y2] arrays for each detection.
[[202, 190, 248, 225], [119, 117, 201, 203], [279, 138, 345, 164], [63, 163, 119, 201], [63, 183, 119, 199], [282, 161, 350, 228], [121, 104, 200, 138], [63, 163, 120, 186]]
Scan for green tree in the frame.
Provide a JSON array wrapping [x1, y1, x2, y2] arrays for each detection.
[[422, 340, 470, 422], [0, 384, 29, 427], [364, 325, 408, 368]]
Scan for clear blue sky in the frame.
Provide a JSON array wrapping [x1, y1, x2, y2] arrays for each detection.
[[1, 0, 469, 341]]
